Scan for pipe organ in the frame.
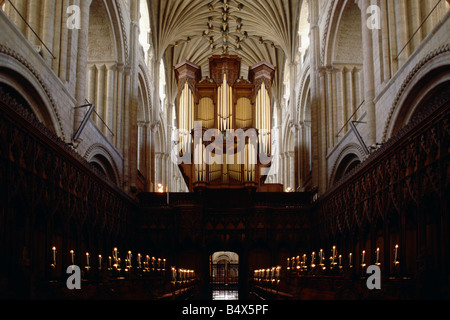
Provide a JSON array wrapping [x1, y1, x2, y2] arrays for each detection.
[[174, 55, 281, 192]]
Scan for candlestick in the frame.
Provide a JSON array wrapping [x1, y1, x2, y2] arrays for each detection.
[[361, 250, 366, 267], [128, 251, 132, 267], [52, 247, 56, 267], [394, 244, 399, 265], [113, 248, 118, 264]]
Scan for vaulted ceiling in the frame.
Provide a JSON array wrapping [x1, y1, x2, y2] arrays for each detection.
[[147, 0, 303, 103]]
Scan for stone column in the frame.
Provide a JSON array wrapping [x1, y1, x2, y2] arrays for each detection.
[[289, 61, 298, 124], [143, 123, 151, 191], [358, 0, 377, 147], [345, 67, 354, 127], [58, 0, 70, 80], [394, 0, 410, 66], [335, 67, 346, 137], [326, 67, 337, 148], [73, 0, 92, 141], [115, 64, 125, 149], [307, 0, 325, 194], [318, 68, 328, 191], [380, 0, 391, 81], [95, 64, 105, 130], [354, 67, 363, 110], [26, 0, 40, 46], [410, 0, 422, 52], [288, 151, 295, 191], [281, 153, 287, 189], [9, 0, 27, 34], [105, 63, 117, 138], [86, 64, 96, 108], [41, 0, 55, 64]]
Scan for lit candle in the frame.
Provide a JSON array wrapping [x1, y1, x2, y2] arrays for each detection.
[[394, 244, 399, 264], [361, 250, 366, 267], [128, 251, 132, 267], [338, 255, 342, 267], [52, 247, 56, 266], [138, 254, 142, 268], [70, 250, 75, 265], [108, 256, 112, 268], [287, 258, 290, 270], [302, 254, 307, 268], [113, 248, 118, 263], [99, 255, 102, 269], [332, 246, 336, 260], [86, 252, 90, 267], [163, 259, 166, 270], [311, 252, 316, 267], [376, 248, 380, 265], [349, 253, 353, 267]]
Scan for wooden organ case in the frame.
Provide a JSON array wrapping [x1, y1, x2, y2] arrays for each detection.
[[174, 55, 281, 192]]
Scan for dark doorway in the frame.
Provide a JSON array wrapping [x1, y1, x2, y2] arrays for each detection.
[[210, 251, 239, 300]]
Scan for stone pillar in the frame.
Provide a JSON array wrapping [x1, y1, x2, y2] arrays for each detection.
[[145, 124, 153, 192], [115, 64, 125, 149], [73, 0, 92, 141], [307, 0, 325, 194], [335, 67, 346, 136], [289, 61, 298, 124], [58, 0, 70, 80], [288, 151, 295, 191], [9, 0, 27, 34], [394, 0, 410, 66], [410, 0, 422, 52], [326, 67, 337, 148], [345, 67, 354, 126], [105, 63, 116, 138], [26, 0, 40, 46], [354, 67, 363, 110], [95, 64, 105, 130], [86, 64, 96, 108], [358, 0, 377, 147], [380, 0, 391, 81], [318, 68, 328, 191], [41, 0, 55, 64]]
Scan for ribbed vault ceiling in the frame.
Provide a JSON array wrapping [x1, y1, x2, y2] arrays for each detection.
[[148, 0, 303, 103]]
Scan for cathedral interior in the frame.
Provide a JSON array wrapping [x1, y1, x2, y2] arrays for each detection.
[[0, 0, 449, 301]]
